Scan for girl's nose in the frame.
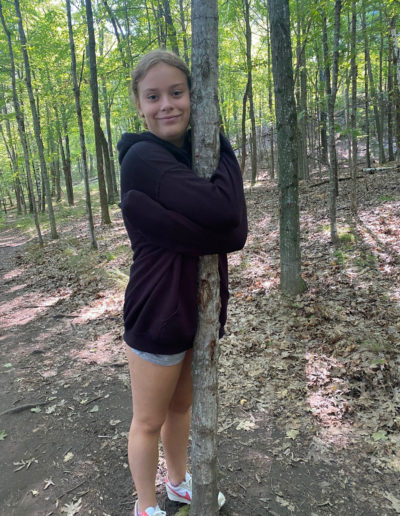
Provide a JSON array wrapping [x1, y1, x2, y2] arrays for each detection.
[[160, 95, 173, 111]]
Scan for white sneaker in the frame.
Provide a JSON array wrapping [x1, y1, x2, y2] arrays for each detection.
[[134, 501, 166, 516], [166, 472, 226, 508]]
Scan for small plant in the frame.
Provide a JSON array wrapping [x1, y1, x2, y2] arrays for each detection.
[[379, 194, 395, 202]]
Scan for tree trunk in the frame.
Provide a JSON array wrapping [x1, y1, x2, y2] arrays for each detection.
[[266, 15, 275, 179], [99, 29, 119, 203], [362, 3, 385, 164], [190, 1, 220, 513], [244, 0, 258, 185], [162, 0, 180, 55], [66, 0, 97, 249], [178, 0, 189, 65], [391, 16, 400, 160], [267, 0, 306, 295], [388, 28, 394, 162], [240, 82, 249, 174], [365, 38, 371, 168], [295, 0, 309, 181], [350, 0, 358, 214], [326, 1, 342, 244], [84, 0, 111, 225], [14, 0, 58, 239]]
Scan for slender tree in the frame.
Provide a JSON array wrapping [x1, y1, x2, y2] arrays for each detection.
[[84, 0, 111, 223], [362, 2, 385, 164], [267, 0, 306, 295], [243, 0, 258, 185], [326, 0, 342, 244], [190, 0, 221, 513], [66, 0, 97, 249], [350, 0, 358, 214], [14, 0, 58, 239]]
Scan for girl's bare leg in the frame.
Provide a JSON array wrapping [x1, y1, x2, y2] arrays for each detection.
[[126, 346, 184, 513], [160, 349, 193, 485]]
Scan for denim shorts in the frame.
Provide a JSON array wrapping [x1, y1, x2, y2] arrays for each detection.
[[130, 347, 187, 366]]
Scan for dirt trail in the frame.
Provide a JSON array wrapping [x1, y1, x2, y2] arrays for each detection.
[[1, 169, 400, 515]]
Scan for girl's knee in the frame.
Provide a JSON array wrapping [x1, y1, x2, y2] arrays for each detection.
[[132, 415, 165, 435]]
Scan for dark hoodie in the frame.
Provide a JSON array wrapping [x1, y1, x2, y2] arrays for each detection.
[[118, 131, 247, 355]]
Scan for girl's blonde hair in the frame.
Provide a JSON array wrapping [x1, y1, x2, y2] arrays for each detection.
[[131, 49, 191, 99]]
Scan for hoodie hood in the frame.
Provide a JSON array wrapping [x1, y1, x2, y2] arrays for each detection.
[[117, 131, 192, 167]]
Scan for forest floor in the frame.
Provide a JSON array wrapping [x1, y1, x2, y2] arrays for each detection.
[[1, 163, 400, 516]]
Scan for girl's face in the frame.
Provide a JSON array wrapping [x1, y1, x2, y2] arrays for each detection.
[[136, 62, 191, 147]]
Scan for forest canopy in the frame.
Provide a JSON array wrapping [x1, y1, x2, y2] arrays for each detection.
[[0, 0, 399, 240]]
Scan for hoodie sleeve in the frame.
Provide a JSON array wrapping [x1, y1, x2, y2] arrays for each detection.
[[120, 189, 247, 256], [120, 135, 246, 232]]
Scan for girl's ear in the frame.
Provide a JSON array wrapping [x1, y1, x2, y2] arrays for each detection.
[[135, 99, 143, 117]]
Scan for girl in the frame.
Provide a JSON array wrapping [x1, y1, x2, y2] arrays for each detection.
[[118, 49, 247, 516]]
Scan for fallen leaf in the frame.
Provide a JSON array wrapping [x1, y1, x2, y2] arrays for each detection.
[[384, 492, 400, 513], [0, 429, 7, 440], [30, 406, 42, 413], [372, 430, 387, 442], [31, 490, 39, 496], [61, 498, 82, 515], [63, 452, 74, 462], [286, 429, 299, 440], [89, 405, 99, 413]]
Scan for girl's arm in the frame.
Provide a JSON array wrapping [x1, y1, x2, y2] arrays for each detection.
[[120, 135, 246, 232], [120, 189, 247, 256]]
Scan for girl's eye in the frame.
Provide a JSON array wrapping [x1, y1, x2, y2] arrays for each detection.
[[173, 90, 182, 97], [147, 94, 158, 101]]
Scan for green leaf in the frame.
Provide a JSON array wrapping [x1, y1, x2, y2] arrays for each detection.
[[30, 406, 42, 413], [89, 405, 99, 413], [286, 429, 299, 440], [3, 363, 12, 368], [0, 430, 7, 440], [372, 430, 387, 442]]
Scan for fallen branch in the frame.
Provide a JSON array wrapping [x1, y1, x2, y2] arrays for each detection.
[[362, 165, 399, 174], [0, 401, 49, 416]]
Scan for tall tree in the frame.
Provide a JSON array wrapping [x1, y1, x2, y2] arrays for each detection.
[[362, 2, 385, 164], [162, 0, 180, 55], [190, 0, 220, 513], [267, 0, 306, 295], [350, 0, 358, 214], [14, 0, 58, 239], [243, 0, 258, 185], [84, 0, 111, 224], [66, 0, 97, 249], [326, 0, 342, 244]]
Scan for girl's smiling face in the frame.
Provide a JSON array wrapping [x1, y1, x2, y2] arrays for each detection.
[[136, 62, 191, 147]]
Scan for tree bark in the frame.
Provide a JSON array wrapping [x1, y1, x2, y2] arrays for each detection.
[[66, 0, 97, 249], [14, 0, 58, 239], [388, 28, 394, 162], [362, 3, 385, 164], [267, 0, 306, 295], [391, 16, 400, 160], [190, 1, 220, 513], [350, 0, 358, 214], [244, 0, 258, 185], [84, 0, 111, 224], [266, 15, 275, 179], [326, 1, 342, 244], [162, 0, 180, 55]]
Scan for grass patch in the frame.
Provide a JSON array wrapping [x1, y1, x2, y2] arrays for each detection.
[[354, 252, 377, 269]]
